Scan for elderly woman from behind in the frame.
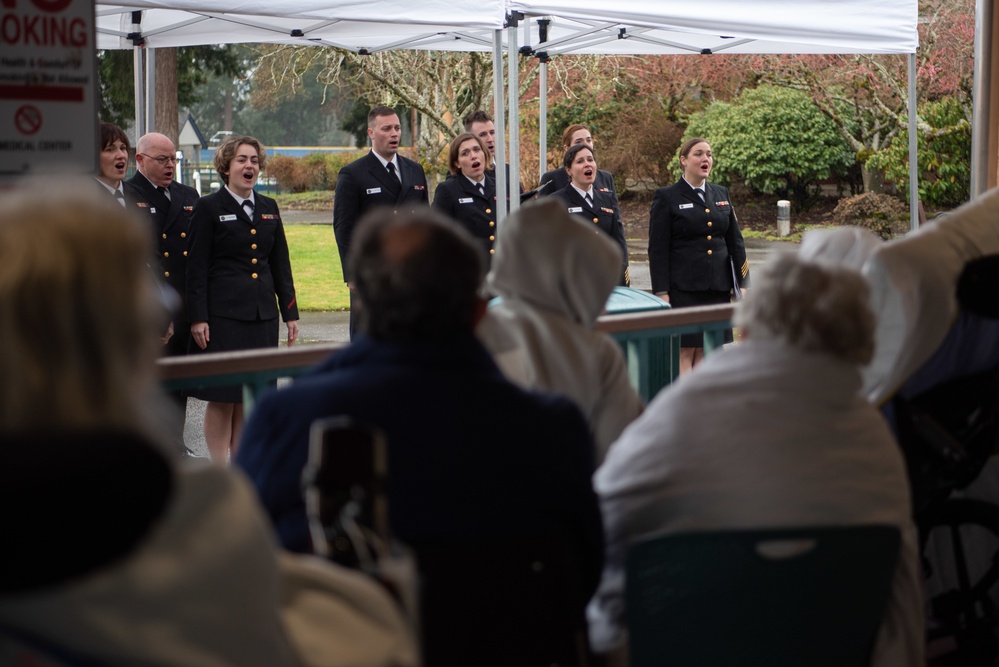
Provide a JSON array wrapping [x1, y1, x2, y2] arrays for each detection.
[[588, 252, 923, 665], [0, 182, 416, 667]]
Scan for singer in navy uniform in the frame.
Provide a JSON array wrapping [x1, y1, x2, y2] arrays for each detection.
[[648, 137, 749, 374], [333, 106, 429, 336], [539, 124, 618, 203], [128, 131, 200, 360], [552, 144, 630, 287], [186, 135, 299, 464], [432, 132, 498, 269]]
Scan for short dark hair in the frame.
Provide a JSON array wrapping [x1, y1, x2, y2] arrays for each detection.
[[349, 207, 484, 341], [562, 144, 595, 170], [99, 122, 130, 152], [463, 110, 493, 132], [368, 106, 398, 126]]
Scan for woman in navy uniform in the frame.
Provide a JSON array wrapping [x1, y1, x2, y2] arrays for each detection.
[[539, 124, 618, 203], [648, 137, 749, 374], [187, 135, 299, 463], [432, 132, 498, 268], [553, 144, 630, 286]]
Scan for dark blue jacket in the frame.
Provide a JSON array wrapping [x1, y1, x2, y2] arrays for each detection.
[[235, 333, 603, 598]]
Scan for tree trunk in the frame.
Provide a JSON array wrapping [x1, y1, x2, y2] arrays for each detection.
[[861, 163, 886, 194], [154, 48, 179, 145], [223, 80, 233, 132]]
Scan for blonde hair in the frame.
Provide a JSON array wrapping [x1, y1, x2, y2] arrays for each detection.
[[0, 181, 168, 434]]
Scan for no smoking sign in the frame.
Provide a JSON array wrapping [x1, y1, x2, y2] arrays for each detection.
[[14, 105, 42, 135], [0, 0, 96, 179]]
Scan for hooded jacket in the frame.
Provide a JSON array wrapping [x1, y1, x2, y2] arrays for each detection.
[[477, 199, 643, 462]]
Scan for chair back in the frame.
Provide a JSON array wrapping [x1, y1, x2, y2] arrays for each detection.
[[625, 525, 900, 667]]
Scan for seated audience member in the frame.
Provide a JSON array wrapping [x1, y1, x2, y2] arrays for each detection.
[[478, 199, 643, 462], [236, 207, 603, 665], [0, 183, 417, 667], [588, 253, 923, 665]]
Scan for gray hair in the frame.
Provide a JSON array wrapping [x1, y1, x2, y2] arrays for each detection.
[[733, 252, 875, 365]]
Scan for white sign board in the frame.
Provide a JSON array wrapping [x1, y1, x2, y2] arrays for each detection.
[[0, 0, 97, 181]]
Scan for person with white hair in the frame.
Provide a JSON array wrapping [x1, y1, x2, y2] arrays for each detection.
[[588, 252, 923, 665]]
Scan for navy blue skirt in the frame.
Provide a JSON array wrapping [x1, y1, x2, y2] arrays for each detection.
[[669, 288, 734, 348], [187, 315, 279, 403]]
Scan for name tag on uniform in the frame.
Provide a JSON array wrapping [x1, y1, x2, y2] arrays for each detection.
[[366, 187, 382, 195], [220, 214, 237, 222], [679, 203, 694, 209], [716, 201, 730, 207], [150, 207, 157, 214], [568, 206, 583, 213], [458, 197, 474, 204]]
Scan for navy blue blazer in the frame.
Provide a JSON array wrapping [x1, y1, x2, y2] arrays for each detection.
[[552, 184, 630, 286], [186, 189, 298, 324], [648, 179, 749, 295], [432, 173, 498, 266], [333, 151, 429, 281], [127, 171, 199, 299], [235, 333, 603, 604]]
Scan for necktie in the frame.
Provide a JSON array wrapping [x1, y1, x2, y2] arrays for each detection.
[[696, 189, 705, 202], [386, 162, 400, 182], [584, 193, 594, 208], [158, 185, 171, 202], [243, 200, 254, 219], [113, 190, 126, 208], [477, 183, 485, 197]]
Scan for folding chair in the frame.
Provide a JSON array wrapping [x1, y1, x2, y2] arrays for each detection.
[[626, 525, 900, 667]]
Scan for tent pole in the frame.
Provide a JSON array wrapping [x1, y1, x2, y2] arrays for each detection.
[[145, 48, 156, 136], [538, 19, 550, 186], [493, 29, 508, 224], [908, 52, 918, 231], [131, 12, 144, 137], [971, 0, 993, 198], [539, 61, 547, 182], [507, 13, 521, 213]]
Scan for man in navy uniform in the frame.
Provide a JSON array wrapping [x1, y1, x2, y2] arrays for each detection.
[[333, 106, 428, 336], [128, 132, 200, 359], [464, 109, 522, 195]]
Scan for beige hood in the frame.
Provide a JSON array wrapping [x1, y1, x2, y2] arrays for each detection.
[[487, 198, 622, 326]]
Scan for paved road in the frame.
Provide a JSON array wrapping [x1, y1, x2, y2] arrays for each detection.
[[183, 218, 792, 458]]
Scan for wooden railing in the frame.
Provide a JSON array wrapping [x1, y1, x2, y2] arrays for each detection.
[[159, 304, 735, 406]]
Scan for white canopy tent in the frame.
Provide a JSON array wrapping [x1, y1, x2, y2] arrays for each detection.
[[94, 0, 920, 222]]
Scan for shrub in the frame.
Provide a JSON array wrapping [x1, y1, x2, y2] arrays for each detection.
[[677, 85, 853, 210], [265, 151, 367, 193], [866, 97, 971, 209], [832, 193, 909, 240], [267, 154, 316, 193]]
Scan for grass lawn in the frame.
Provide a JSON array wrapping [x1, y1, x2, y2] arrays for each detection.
[[285, 225, 349, 311]]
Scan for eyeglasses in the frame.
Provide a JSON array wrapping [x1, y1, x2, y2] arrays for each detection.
[[139, 154, 178, 165]]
